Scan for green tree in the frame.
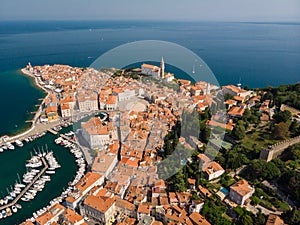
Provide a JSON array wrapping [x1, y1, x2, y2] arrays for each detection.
[[273, 110, 292, 123], [242, 215, 253, 225], [224, 93, 234, 101], [173, 169, 187, 192], [272, 122, 289, 140], [253, 212, 266, 225], [243, 109, 251, 121], [289, 119, 298, 133], [262, 162, 281, 180], [232, 121, 246, 140], [282, 208, 300, 225], [262, 91, 273, 101]]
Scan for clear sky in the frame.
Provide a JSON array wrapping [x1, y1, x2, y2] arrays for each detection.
[[1, 0, 299, 22]]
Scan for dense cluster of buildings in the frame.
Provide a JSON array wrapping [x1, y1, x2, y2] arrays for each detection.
[[22, 62, 287, 225]]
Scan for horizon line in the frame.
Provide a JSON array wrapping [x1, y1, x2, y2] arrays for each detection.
[[1, 18, 300, 24]]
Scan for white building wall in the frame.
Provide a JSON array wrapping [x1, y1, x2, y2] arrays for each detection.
[[118, 89, 136, 102], [208, 170, 225, 181]]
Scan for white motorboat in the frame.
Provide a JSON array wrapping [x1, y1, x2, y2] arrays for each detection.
[[46, 170, 55, 174], [21, 197, 30, 202], [7, 143, 15, 150], [15, 140, 23, 147], [12, 205, 17, 213]]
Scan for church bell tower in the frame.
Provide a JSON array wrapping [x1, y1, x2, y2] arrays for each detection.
[[160, 57, 165, 78]]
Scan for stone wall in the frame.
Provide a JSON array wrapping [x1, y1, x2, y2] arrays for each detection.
[[260, 135, 300, 162]]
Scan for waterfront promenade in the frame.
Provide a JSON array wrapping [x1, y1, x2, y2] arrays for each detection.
[[0, 157, 49, 211], [0, 120, 62, 146]]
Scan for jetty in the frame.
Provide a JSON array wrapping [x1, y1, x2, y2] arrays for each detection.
[[47, 128, 76, 144], [47, 128, 58, 135], [0, 157, 49, 211], [60, 134, 76, 144]]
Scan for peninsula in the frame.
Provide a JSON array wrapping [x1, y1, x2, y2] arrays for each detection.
[[1, 61, 299, 225]]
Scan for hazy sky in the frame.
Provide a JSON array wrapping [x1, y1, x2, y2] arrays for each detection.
[[1, 0, 299, 21]]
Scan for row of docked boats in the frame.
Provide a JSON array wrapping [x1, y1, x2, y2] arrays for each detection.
[[24, 129, 87, 223], [0, 148, 61, 222], [0, 142, 16, 152], [21, 175, 51, 202], [0, 173, 27, 205], [21, 151, 61, 202], [54, 133, 86, 187], [0, 131, 48, 153], [0, 204, 22, 220]]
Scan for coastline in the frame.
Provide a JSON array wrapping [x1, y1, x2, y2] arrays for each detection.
[[0, 68, 86, 224], [0, 68, 59, 145]]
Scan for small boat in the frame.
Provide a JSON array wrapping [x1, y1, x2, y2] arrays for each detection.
[[21, 197, 30, 202], [14, 189, 21, 194], [10, 191, 16, 198], [15, 183, 25, 188], [16, 204, 22, 209], [15, 140, 24, 147], [12, 205, 17, 213], [7, 143, 15, 150], [1, 210, 6, 218], [6, 207, 12, 216], [46, 170, 55, 174], [0, 148, 3, 152]]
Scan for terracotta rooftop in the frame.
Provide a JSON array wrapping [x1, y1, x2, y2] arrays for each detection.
[[230, 179, 254, 197], [35, 204, 65, 225], [228, 106, 245, 117], [75, 172, 102, 194], [204, 161, 225, 175], [189, 212, 211, 225], [116, 198, 136, 211], [138, 204, 151, 214], [266, 214, 286, 225], [63, 208, 84, 224], [84, 195, 115, 213]]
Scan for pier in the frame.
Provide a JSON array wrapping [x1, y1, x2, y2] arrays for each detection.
[[0, 157, 49, 211], [47, 128, 58, 135], [60, 134, 76, 144], [47, 128, 76, 144]]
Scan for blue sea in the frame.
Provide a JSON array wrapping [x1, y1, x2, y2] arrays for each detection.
[[0, 20, 299, 135]]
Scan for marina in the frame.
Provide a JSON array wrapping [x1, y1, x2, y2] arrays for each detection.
[[0, 157, 49, 212], [0, 144, 65, 223], [0, 128, 78, 225]]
